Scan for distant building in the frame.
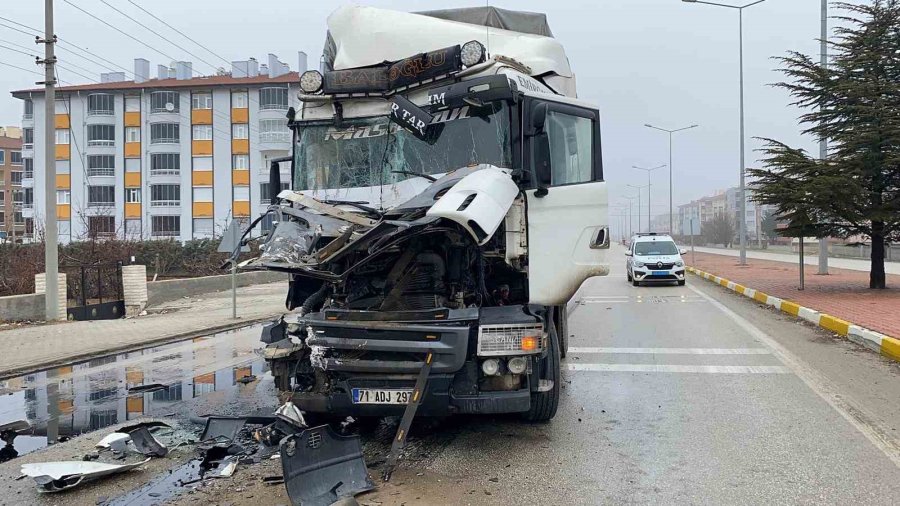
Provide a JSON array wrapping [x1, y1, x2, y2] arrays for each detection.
[[0, 131, 27, 241], [11, 52, 307, 243]]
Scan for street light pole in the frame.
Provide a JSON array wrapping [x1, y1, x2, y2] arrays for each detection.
[[645, 124, 698, 235], [624, 195, 638, 238], [683, 0, 767, 265], [818, 0, 829, 275], [632, 165, 665, 232], [627, 184, 650, 233]]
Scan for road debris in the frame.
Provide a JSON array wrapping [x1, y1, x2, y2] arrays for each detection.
[[125, 426, 169, 457], [200, 416, 247, 443], [96, 432, 131, 449], [20, 458, 150, 492], [279, 425, 374, 506]]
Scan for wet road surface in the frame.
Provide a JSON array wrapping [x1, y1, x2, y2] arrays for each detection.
[[0, 325, 275, 463], [3, 243, 900, 505]]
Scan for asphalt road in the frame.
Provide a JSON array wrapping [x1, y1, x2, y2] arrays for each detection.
[[3, 244, 899, 505]]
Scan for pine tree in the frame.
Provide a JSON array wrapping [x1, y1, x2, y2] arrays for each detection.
[[750, 0, 900, 288]]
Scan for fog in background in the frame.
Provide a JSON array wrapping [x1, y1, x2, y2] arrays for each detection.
[[0, 0, 839, 212]]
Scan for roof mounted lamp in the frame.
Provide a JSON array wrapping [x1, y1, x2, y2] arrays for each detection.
[[460, 40, 486, 67], [299, 70, 324, 94]]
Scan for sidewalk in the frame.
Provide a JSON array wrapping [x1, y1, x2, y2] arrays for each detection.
[[689, 251, 900, 338], [690, 246, 900, 275], [0, 281, 287, 378]]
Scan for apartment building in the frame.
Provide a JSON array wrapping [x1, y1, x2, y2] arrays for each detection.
[[0, 129, 29, 242], [12, 53, 305, 243]]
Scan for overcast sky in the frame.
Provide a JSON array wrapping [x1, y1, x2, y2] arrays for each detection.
[[0, 0, 839, 215]]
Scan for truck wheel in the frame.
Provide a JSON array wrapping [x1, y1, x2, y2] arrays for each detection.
[[523, 324, 560, 422], [556, 305, 569, 359]]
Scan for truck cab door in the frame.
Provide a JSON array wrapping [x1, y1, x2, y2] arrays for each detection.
[[524, 99, 609, 306]]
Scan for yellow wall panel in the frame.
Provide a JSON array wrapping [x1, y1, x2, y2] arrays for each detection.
[[191, 109, 213, 124], [56, 174, 70, 189], [193, 170, 214, 186], [232, 169, 250, 185], [57, 204, 70, 220], [125, 203, 141, 218], [124, 142, 141, 158], [192, 139, 213, 156], [124, 111, 141, 127], [231, 138, 249, 154], [54, 114, 70, 129], [193, 202, 214, 217], [124, 172, 141, 187], [231, 108, 248, 123], [232, 201, 250, 217], [55, 144, 70, 160]]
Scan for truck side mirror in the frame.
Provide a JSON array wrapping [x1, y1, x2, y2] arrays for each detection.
[[269, 160, 282, 203], [530, 103, 551, 197]]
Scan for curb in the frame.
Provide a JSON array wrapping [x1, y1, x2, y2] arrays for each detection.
[[686, 266, 900, 364]]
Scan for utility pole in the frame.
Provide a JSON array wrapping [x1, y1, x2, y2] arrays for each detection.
[[645, 124, 698, 234], [817, 0, 829, 275], [39, 0, 59, 320], [633, 165, 665, 233]]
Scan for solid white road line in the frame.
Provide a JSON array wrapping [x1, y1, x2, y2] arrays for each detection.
[[567, 364, 790, 374], [688, 283, 900, 468], [567, 347, 772, 355]]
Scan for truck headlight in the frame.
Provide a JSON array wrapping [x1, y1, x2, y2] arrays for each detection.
[[481, 358, 501, 376], [461, 40, 486, 66], [300, 70, 323, 93], [477, 324, 543, 356], [507, 357, 528, 375]]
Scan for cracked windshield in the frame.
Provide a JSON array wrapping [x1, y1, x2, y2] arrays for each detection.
[[293, 103, 512, 206]]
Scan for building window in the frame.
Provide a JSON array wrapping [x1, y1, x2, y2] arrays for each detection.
[[259, 182, 290, 204], [150, 184, 180, 206], [193, 218, 214, 238], [23, 128, 33, 149], [56, 190, 70, 204], [151, 215, 180, 237], [192, 92, 212, 109], [0, 192, 4, 205], [192, 124, 213, 141], [87, 155, 115, 177], [233, 186, 250, 201], [10, 172, 22, 185], [88, 185, 115, 207], [150, 153, 180, 176], [87, 124, 115, 146], [125, 96, 141, 112], [125, 218, 141, 238], [259, 119, 289, 143], [88, 216, 116, 237], [259, 87, 288, 110], [126, 188, 141, 203], [232, 91, 248, 108], [232, 124, 249, 139], [193, 187, 213, 202], [125, 158, 141, 172], [125, 127, 140, 143], [150, 91, 180, 113], [23, 158, 33, 179], [193, 156, 213, 171], [0, 212, 4, 225], [87, 93, 115, 116], [150, 123, 179, 144], [10, 151, 22, 166], [23, 188, 33, 208], [0, 150, 4, 165], [23, 99, 33, 119], [14, 211, 23, 224], [55, 129, 70, 145], [232, 154, 249, 170]]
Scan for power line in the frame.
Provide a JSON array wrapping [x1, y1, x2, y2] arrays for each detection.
[[0, 59, 44, 78], [0, 38, 99, 78], [0, 20, 40, 38], [126, 0, 231, 67], [0, 15, 40, 34], [100, 0, 220, 72], [61, 0, 183, 66]]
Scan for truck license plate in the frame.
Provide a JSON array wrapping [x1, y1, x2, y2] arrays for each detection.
[[351, 388, 412, 405]]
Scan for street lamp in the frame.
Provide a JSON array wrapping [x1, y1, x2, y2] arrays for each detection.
[[645, 123, 698, 234], [632, 164, 666, 233], [622, 196, 638, 238], [626, 184, 650, 233], [682, 0, 767, 265]]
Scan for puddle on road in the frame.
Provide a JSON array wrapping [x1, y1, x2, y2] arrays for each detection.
[[0, 324, 274, 462]]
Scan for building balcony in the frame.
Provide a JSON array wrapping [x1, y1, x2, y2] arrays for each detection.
[[150, 200, 181, 207], [88, 168, 116, 177]]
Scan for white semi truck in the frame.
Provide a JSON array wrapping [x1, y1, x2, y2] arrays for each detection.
[[248, 6, 609, 422]]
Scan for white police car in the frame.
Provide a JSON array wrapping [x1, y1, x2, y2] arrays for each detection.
[[626, 234, 687, 286]]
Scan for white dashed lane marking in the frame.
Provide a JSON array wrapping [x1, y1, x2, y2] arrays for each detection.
[[567, 347, 772, 355], [567, 364, 792, 374]]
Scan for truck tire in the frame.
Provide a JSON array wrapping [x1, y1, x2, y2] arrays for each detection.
[[556, 305, 569, 359], [523, 324, 560, 422]]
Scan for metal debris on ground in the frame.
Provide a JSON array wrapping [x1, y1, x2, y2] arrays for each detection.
[[199, 416, 247, 443], [125, 426, 169, 457], [20, 458, 151, 492], [279, 425, 374, 506], [96, 432, 131, 449], [274, 401, 307, 428]]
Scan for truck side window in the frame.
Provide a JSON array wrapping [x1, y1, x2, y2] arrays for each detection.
[[546, 111, 593, 185]]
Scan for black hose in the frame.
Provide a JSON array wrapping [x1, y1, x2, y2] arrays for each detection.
[[301, 283, 330, 315]]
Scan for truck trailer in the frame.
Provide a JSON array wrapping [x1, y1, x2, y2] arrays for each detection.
[[246, 6, 609, 422]]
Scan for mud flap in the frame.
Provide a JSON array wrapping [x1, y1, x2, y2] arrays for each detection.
[[279, 425, 374, 506]]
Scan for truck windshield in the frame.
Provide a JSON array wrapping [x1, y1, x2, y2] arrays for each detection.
[[634, 241, 678, 256], [293, 102, 512, 192]]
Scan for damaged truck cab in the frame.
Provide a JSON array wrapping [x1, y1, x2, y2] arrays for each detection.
[[248, 6, 609, 422]]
